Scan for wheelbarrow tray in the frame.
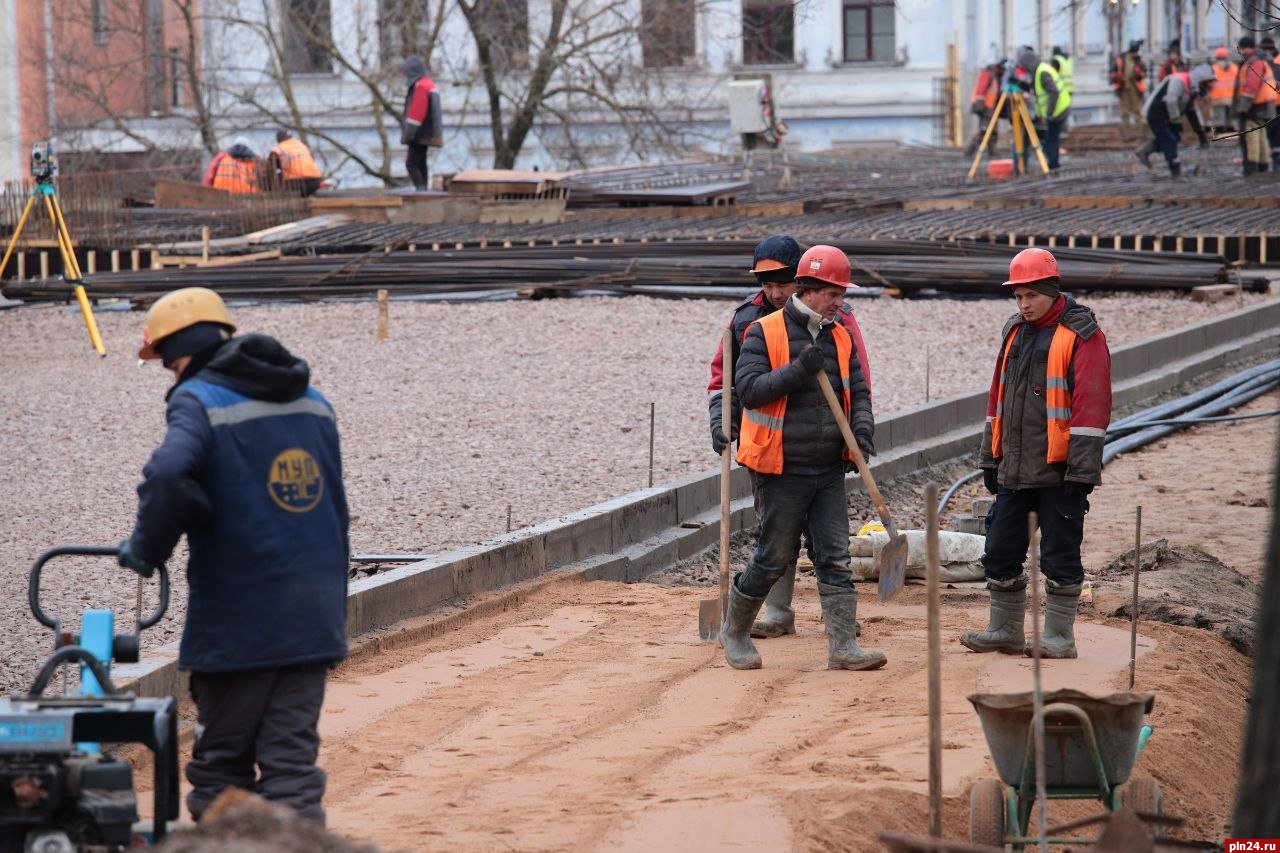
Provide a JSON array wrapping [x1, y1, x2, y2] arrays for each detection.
[[968, 689, 1155, 789]]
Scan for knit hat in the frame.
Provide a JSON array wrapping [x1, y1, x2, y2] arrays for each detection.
[[155, 321, 231, 366], [750, 235, 802, 283], [1022, 279, 1060, 299]]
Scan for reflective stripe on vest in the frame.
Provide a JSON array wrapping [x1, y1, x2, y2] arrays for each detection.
[[989, 323, 1078, 464], [736, 311, 854, 475], [1035, 62, 1071, 119], [272, 138, 322, 179], [213, 157, 257, 194]]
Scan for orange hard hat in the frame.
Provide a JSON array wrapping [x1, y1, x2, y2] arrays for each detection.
[[1215, 46, 1229, 59], [796, 245, 852, 288], [1003, 247, 1060, 287]]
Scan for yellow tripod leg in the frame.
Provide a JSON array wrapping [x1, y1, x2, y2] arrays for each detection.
[[0, 192, 38, 278], [44, 194, 106, 356], [1017, 99, 1051, 174], [967, 90, 1009, 179], [1012, 105, 1025, 175]]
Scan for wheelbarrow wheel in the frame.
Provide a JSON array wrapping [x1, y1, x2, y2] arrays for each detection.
[[1122, 777, 1163, 817], [970, 779, 1006, 848]]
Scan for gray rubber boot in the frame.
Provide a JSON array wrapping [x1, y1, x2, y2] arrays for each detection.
[[720, 584, 765, 670], [1133, 140, 1155, 168], [818, 583, 887, 671], [1028, 587, 1081, 659], [752, 563, 797, 638], [959, 581, 1027, 655]]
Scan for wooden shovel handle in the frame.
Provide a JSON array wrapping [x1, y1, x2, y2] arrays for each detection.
[[719, 328, 733, 619], [815, 370, 898, 538]]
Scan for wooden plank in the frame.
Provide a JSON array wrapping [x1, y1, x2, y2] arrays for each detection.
[[1191, 284, 1237, 303], [155, 248, 282, 268], [309, 196, 403, 210], [154, 178, 235, 209]]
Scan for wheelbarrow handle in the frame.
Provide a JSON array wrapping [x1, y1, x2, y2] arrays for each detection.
[[815, 370, 899, 539]]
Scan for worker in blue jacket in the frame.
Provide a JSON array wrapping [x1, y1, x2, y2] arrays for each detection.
[[117, 287, 349, 824]]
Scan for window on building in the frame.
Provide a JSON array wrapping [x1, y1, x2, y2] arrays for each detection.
[[843, 0, 894, 62], [169, 48, 184, 108], [742, 1, 793, 66], [283, 0, 334, 74], [378, 0, 432, 68], [92, 0, 108, 44], [472, 0, 529, 71], [640, 0, 696, 68]]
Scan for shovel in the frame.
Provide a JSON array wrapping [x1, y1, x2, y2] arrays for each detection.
[[699, 328, 734, 641], [815, 370, 909, 601]]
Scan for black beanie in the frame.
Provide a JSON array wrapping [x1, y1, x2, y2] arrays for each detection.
[[1024, 279, 1060, 299], [156, 322, 230, 365]]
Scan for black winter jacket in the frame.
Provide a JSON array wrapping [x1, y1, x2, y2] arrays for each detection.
[[735, 297, 873, 475]]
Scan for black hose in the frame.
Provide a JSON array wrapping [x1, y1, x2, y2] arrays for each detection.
[[1104, 408, 1280, 435]]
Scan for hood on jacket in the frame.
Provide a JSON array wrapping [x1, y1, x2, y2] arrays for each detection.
[[1017, 46, 1039, 71], [198, 333, 311, 403], [227, 139, 256, 160], [1188, 62, 1216, 91], [403, 55, 427, 80]]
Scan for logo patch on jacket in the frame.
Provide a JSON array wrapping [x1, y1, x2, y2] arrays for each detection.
[[268, 448, 323, 512]]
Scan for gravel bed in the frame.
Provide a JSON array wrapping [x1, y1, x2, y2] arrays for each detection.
[[0, 289, 1271, 691]]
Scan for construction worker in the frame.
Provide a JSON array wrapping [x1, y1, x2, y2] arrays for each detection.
[[117, 288, 349, 823], [1111, 40, 1147, 130], [1135, 63, 1214, 177], [966, 60, 1005, 155], [706, 236, 873, 639], [1210, 47, 1239, 132], [960, 249, 1111, 660], [721, 246, 884, 672], [211, 136, 259, 194], [1029, 47, 1070, 169], [401, 55, 439, 190], [1004, 53, 1038, 173], [1051, 47, 1074, 100], [1234, 35, 1277, 175], [269, 130, 323, 197], [1261, 37, 1280, 169], [1156, 39, 1186, 82]]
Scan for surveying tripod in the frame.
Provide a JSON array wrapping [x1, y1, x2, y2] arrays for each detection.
[[967, 86, 1050, 179], [0, 178, 106, 356]]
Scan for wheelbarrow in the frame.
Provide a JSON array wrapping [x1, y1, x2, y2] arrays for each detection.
[[967, 688, 1159, 850]]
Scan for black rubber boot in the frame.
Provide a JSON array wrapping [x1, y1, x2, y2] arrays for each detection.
[[1133, 140, 1155, 168], [720, 583, 764, 670], [818, 583, 886, 671], [1027, 587, 1081, 659], [960, 579, 1027, 654], [752, 562, 797, 638], [1169, 161, 1182, 178], [1244, 161, 1258, 176]]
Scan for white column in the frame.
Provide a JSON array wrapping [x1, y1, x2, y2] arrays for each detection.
[[0, 0, 19, 181], [1071, 0, 1085, 58], [1146, 0, 1163, 55], [1002, 0, 1017, 57], [1037, 0, 1050, 53]]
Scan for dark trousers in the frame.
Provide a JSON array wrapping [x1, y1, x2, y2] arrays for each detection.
[[1042, 118, 1066, 169], [405, 143, 430, 189], [736, 466, 852, 598], [1149, 118, 1180, 170], [981, 484, 1088, 588], [187, 662, 328, 824], [284, 177, 323, 197]]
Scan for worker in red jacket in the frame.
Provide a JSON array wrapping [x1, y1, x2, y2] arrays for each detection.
[[401, 55, 440, 190], [707, 237, 872, 639], [961, 248, 1111, 660]]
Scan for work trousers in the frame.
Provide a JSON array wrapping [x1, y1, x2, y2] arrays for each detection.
[[405, 143, 430, 189], [981, 484, 1089, 588], [736, 466, 853, 598], [187, 662, 329, 824], [1042, 117, 1066, 169], [1148, 117, 1181, 171], [1241, 116, 1272, 167], [1119, 87, 1143, 126], [284, 177, 322, 197]]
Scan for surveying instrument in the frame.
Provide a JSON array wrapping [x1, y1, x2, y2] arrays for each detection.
[[967, 84, 1050, 179], [0, 142, 106, 355]]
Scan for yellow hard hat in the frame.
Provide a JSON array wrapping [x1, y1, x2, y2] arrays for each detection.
[[139, 287, 235, 360]]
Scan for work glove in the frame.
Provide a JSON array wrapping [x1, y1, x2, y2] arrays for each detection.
[[117, 539, 157, 579], [983, 468, 999, 495], [796, 345, 825, 375], [854, 431, 875, 458], [1198, 132, 1210, 149], [711, 424, 738, 455]]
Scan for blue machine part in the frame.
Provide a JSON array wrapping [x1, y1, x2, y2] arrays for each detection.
[[78, 609, 114, 752]]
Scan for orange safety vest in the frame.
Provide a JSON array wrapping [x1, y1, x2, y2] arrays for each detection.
[[736, 311, 854, 475], [213, 157, 258, 194], [971, 69, 997, 110], [989, 324, 1078, 464], [1211, 61, 1237, 102], [271, 138, 322, 180]]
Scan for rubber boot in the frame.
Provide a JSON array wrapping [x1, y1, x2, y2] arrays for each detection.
[[1133, 140, 1155, 168], [1028, 587, 1081, 659], [720, 583, 764, 670], [1169, 161, 1181, 178], [959, 580, 1026, 655], [752, 563, 797, 638], [1244, 161, 1258, 177], [818, 583, 887, 671]]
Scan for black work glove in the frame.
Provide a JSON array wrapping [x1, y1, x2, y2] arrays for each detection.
[[983, 468, 999, 495], [855, 431, 875, 458], [796, 344, 825, 374], [711, 424, 738, 455], [117, 539, 157, 579], [1198, 132, 1210, 149], [1065, 481, 1095, 496]]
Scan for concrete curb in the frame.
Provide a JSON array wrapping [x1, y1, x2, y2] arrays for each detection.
[[114, 298, 1280, 698]]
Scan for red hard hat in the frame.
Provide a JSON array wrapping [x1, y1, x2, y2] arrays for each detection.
[[1215, 46, 1229, 59], [1003, 247, 1060, 287], [796, 245, 852, 288]]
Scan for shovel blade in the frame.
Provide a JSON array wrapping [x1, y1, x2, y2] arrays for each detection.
[[698, 598, 722, 642], [876, 535, 910, 601]]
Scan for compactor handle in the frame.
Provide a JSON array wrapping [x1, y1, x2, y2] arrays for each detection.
[[28, 545, 170, 632]]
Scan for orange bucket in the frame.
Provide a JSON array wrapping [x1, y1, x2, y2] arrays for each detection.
[[987, 159, 1015, 179]]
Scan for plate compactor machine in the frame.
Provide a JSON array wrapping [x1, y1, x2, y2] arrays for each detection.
[[0, 546, 179, 852]]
